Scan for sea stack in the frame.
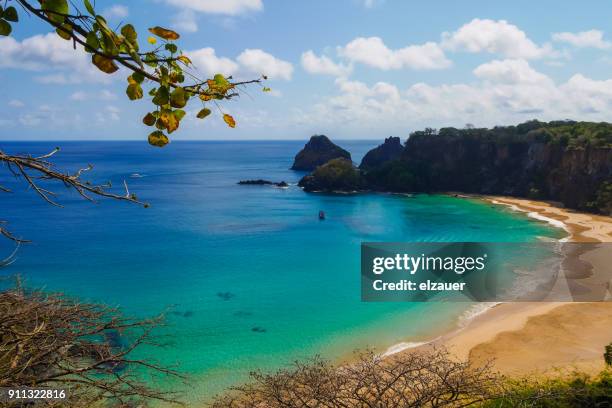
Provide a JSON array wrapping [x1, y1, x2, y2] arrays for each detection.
[[359, 136, 404, 170], [291, 135, 351, 171]]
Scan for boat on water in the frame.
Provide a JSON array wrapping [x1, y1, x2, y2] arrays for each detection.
[[130, 173, 144, 178], [319, 210, 325, 220]]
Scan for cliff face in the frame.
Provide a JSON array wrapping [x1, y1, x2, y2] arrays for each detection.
[[300, 121, 612, 215], [359, 136, 403, 170], [291, 135, 351, 171]]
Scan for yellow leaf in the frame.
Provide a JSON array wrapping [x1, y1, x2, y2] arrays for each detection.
[[199, 93, 213, 102], [223, 114, 236, 128], [92, 54, 118, 74], [148, 130, 169, 147], [148, 26, 180, 41], [197, 108, 211, 119], [177, 55, 191, 65], [147, 36, 157, 44], [143, 113, 156, 126]]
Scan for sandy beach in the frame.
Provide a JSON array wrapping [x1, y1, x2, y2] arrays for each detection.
[[423, 196, 612, 376]]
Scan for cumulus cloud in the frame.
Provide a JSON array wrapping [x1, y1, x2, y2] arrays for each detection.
[[301, 51, 351, 76], [237, 49, 293, 80], [188, 47, 240, 77], [0, 33, 110, 83], [473, 59, 552, 85], [442, 18, 555, 59], [165, 0, 262, 15], [102, 5, 128, 19], [294, 60, 612, 133], [552, 30, 611, 49], [339, 37, 451, 70], [8, 100, 24, 108]]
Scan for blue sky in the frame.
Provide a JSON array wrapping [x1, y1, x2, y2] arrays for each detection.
[[2, 0, 612, 140]]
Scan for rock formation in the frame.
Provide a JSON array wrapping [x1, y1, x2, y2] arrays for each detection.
[[291, 135, 351, 171]]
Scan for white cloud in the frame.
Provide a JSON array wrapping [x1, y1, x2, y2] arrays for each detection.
[[8, 100, 24, 107], [70, 91, 88, 101], [102, 5, 128, 19], [100, 90, 117, 100], [339, 37, 451, 70], [237, 49, 293, 80], [552, 30, 611, 49], [363, 0, 384, 8], [165, 0, 262, 15], [301, 51, 351, 77], [473, 59, 552, 85], [294, 60, 612, 132], [442, 18, 554, 59], [0, 33, 111, 83], [188, 47, 240, 77]]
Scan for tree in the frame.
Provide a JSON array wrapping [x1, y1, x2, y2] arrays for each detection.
[[0, 0, 265, 241], [0, 278, 185, 407]]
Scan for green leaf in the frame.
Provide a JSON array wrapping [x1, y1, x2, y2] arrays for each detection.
[[148, 26, 180, 40], [41, 0, 68, 24], [3, 6, 18, 22], [263, 87, 271, 92], [196, 108, 211, 119], [165, 43, 178, 53], [213, 74, 229, 87], [56, 23, 72, 40], [126, 83, 143, 100], [85, 31, 99, 52], [132, 72, 145, 83], [173, 109, 186, 121], [144, 52, 158, 68], [148, 87, 157, 97], [121, 24, 138, 45], [169, 87, 187, 108], [152, 86, 169, 106], [92, 54, 119, 74], [148, 130, 169, 147], [143, 113, 156, 126], [84, 0, 95, 15], [0, 19, 11, 36]]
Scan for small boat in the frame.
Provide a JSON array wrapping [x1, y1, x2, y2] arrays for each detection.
[[130, 173, 144, 178], [319, 210, 325, 220]]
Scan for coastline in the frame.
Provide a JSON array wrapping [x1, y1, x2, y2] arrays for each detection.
[[393, 195, 612, 376]]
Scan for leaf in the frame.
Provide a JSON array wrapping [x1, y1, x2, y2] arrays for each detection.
[[0, 19, 11, 36], [56, 23, 72, 40], [165, 43, 178, 53], [3, 6, 18, 22], [169, 87, 187, 108], [158, 109, 178, 133], [126, 83, 143, 100], [223, 114, 236, 128], [147, 36, 157, 45], [177, 55, 191, 65], [132, 72, 145, 83], [152, 86, 169, 106], [121, 24, 138, 44], [199, 93, 213, 102], [85, 31, 99, 52], [41, 0, 68, 24], [214, 74, 229, 87], [263, 87, 271, 92], [143, 113, 156, 126], [84, 0, 95, 15], [92, 54, 119, 74], [148, 26, 180, 41], [174, 109, 186, 121], [148, 131, 169, 147], [196, 108, 211, 119]]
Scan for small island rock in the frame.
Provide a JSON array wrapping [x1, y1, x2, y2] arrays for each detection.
[[291, 135, 351, 171], [359, 136, 404, 169]]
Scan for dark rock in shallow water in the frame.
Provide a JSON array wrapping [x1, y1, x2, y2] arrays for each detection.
[[251, 326, 267, 333], [238, 179, 288, 187], [298, 158, 365, 192], [291, 135, 351, 171], [359, 136, 403, 169], [217, 292, 235, 301]]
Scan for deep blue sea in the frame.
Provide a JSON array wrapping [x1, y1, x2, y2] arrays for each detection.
[[0, 141, 562, 402]]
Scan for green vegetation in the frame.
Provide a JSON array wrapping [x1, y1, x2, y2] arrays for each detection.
[[298, 158, 364, 191]]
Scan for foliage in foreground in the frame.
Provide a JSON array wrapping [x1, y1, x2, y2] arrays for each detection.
[[0, 282, 184, 407], [211, 348, 500, 408]]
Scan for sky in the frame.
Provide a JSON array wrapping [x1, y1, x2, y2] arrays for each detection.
[[2, 0, 612, 140]]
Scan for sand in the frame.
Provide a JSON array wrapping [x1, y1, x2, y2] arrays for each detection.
[[423, 196, 612, 376]]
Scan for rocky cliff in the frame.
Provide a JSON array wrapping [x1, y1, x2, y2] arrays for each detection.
[[291, 135, 351, 171], [359, 136, 403, 169], [300, 121, 612, 215]]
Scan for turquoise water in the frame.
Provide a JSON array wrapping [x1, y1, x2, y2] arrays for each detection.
[[0, 141, 562, 401]]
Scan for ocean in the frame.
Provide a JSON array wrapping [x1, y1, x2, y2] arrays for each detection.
[[0, 140, 562, 401]]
